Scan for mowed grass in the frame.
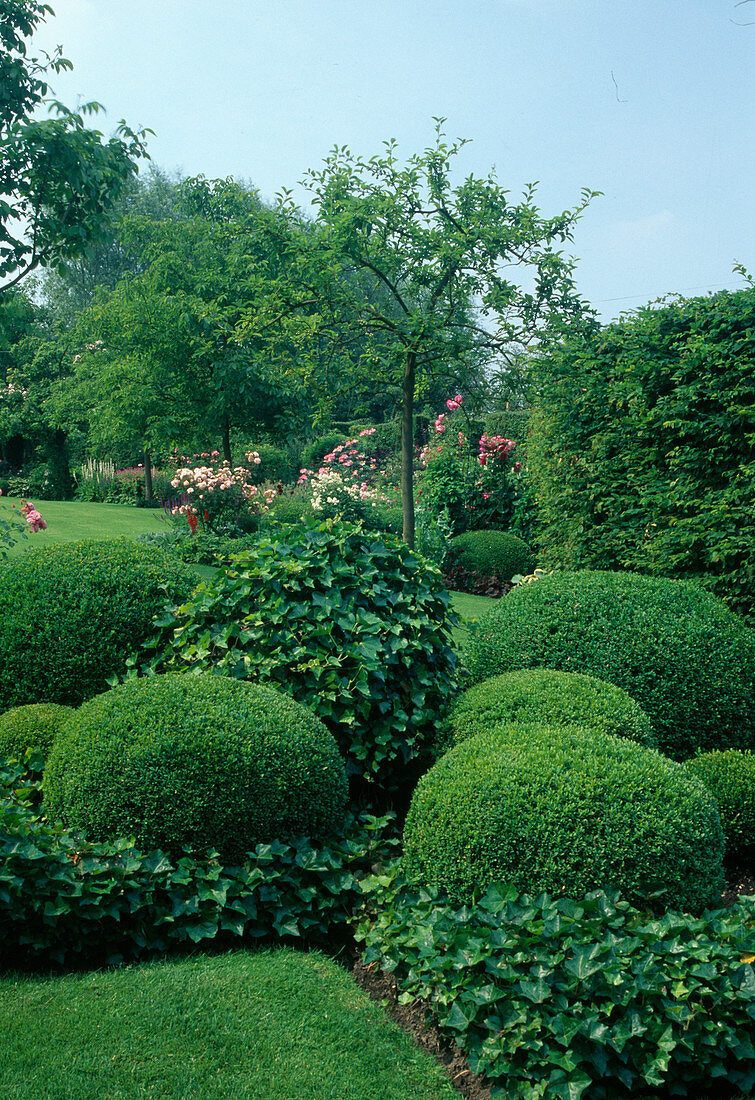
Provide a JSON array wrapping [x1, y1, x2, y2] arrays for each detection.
[[0, 498, 169, 553], [0, 949, 456, 1100]]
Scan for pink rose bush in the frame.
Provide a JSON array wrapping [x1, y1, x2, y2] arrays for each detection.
[[0, 491, 47, 557], [416, 394, 522, 535], [297, 429, 394, 524], [169, 452, 274, 534]]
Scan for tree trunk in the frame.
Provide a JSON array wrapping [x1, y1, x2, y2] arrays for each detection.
[[144, 451, 154, 504], [222, 416, 232, 466], [401, 350, 416, 549]]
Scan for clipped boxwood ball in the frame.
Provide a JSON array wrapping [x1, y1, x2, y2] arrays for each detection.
[[0, 703, 75, 762], [43, 674, 348, 859], [463, 570, 755, 760], [451, 669, 656, 748], [0, 538, 196, 710], [449, 529, 534, 583], [141, 521, 459, 796], [403, 723, 725, 913], [685, 750, 755, 865]]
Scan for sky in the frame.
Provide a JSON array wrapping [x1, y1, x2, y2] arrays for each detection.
[[30, 0, 755, 321]]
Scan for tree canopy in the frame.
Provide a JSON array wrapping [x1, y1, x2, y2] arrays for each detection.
[[0, 0, 150, 292], [265, 122, 597, 545]]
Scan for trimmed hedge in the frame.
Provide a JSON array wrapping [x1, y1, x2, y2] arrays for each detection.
[[0, 538, 196, 710], [527, 288, 755, 620], [2, 755, 397, 970], [686, 750, 755, 866], [450, 669, 656, 748], [448, 529, 533, 582], [403, 723, 726, 912], [43, 674, 348, 859], [463, 569, 755, 760], [0, 704, 75, 763], [141, 521, 459, 798]]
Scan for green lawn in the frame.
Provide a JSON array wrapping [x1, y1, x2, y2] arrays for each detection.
[[0, 498, 169, 552], [0, 949, 456, 1100]]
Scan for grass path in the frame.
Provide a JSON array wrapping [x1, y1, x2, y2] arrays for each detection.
[[1, 949, 456, 1100]]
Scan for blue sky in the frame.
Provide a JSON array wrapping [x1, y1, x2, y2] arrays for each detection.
[[32, 0, 754, 320]]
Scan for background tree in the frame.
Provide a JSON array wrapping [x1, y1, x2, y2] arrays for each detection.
[[278, 122, 597, 546], [1, 0, 150, 292]]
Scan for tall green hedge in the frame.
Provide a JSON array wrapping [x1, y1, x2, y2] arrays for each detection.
[[528, 288, 755, 620]]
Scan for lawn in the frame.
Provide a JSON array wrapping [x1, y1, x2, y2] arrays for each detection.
[[0, 498, 170, 551], [0, 949, 456, 1100]]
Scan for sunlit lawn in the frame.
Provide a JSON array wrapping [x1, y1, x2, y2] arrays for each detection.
[[0, 949, 456, 1100]]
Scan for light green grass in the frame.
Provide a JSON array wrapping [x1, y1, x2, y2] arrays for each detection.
[[0, 949, 456, 1100], [0, 498, 169, 554]]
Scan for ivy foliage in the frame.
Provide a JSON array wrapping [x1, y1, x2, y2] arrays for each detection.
[[139, 521, 459, 796], [1, 753, 397, 971], [355, 868, 755, 1100], [528, 288, 755, 620]]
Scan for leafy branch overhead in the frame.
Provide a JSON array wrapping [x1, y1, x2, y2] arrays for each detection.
[[0, 0, 151, 292], [253, 120, 599, 546]]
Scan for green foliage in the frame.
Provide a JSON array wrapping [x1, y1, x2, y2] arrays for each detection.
[[0, 537, 196, 709], [300, 433, 348, 472], [484, 408, 531, 443], [44, 674, 347, 859], [463, 569, 755, 760], [355, 868, 755, 1100], [0, 703, 75, 763], [528, 289, 755, 620], [141, 521, 459, 796], [266, 491, 310, 527], [403, 723, 725, 912], [686, 750, 755, 866], [1, 752, 397, 968], [451, 669, 656, 748], [243, 442, 298, 484], [1, 2, 150, 292], [448, 529, 534, 582]]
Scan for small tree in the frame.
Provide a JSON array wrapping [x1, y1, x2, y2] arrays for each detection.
[[1, 1, 149, 292], [293, 122, 597, 547]]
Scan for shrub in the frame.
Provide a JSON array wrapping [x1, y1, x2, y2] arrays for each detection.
[[141, 521, 459, 798], [463, 569, 755, 760], [0, 704, 75, 763], [686, 750, 755, 866], [445, 529, 533, 593], [266, 490, 310, 527], [2, 754, 396, 969], [0, 539, 196, 710], [451, 669, 656, 748], [243, 443, 298, 485], [528, 288, 755, 621], [356, 869, 755, 1100], [44, 674, 347, 860], [403, 722, 725, 912], [300, 433, 348, 472]]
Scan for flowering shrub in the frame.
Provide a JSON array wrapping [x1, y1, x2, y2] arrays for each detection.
[[417, 395, 520, 535], [169, 451, 275, 534], [297, 429, 396, 526], [0, 489, 46, 558]]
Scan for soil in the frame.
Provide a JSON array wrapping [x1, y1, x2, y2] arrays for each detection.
[[350, 871, 755, 1100]]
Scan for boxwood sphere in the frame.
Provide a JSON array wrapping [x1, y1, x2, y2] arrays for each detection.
[[43, 674, 348, 859], [451, 669, 656, 748], [0, 538, 196, 710], [463, 570, 755, 760], [685, 750, 755, 865], [449, 529, 534, 582], [403, 723, 725, 913], [0, 703, 75, 762]]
